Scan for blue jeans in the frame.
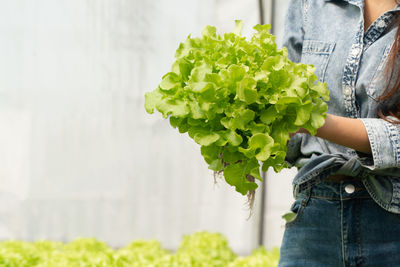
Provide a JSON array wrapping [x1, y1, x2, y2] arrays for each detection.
[[279, 180, 400, 267]]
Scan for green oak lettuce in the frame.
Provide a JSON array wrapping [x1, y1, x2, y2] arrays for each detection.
[[229, 247, 280, 267], [145, 21, 329, 198], [0, 232, 279, 266]]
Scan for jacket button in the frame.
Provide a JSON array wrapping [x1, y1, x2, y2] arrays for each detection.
[[344, 86, 351, 97], [350, 47, 361, 57], [345, 184, 355, 194], [377, 20, 386, 28]]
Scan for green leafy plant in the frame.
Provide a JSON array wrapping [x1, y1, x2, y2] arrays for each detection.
[[0, 232, 279, 266], [175, 232, 237, 266], [145, 21, 329, 204], [229, 246, 279, 267]]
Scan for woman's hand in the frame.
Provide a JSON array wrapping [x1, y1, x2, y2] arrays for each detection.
[[291, 114, 372, 154]]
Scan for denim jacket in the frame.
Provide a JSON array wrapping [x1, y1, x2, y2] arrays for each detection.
[[283, 0, 400, 213]]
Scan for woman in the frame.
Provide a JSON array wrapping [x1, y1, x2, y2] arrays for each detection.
[[280, 0, 400, 266]]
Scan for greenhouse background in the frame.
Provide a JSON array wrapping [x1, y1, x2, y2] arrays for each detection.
[[0, 0, 296, 255]]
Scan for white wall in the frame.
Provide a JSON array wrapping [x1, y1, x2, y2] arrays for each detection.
[[0, 0, 294, 254]]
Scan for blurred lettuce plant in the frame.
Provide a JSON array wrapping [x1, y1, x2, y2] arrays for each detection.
[[0, 232, 279, 266]]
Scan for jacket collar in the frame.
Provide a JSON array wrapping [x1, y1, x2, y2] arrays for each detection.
[[323, 0, 360, 4], [324, 0, 400, 10]]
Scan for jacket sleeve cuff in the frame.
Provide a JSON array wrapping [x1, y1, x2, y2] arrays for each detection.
[[359, 118, 400, 169]]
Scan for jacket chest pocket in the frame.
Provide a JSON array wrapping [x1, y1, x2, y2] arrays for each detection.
[[301, 40, 336, 82], [367, 44, 393, 99]]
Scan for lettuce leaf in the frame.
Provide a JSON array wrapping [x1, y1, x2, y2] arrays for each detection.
[[145, 21, 329, 196]]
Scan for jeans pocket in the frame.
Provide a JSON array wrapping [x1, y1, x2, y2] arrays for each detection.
[[285, 197, 307, 228]]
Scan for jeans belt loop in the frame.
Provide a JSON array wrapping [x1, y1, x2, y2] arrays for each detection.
[[293, 184, 300, 199], [300, 187, 312, 207]]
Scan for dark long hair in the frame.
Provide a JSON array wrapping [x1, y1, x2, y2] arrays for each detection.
[[378, 11, 400, 123]]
